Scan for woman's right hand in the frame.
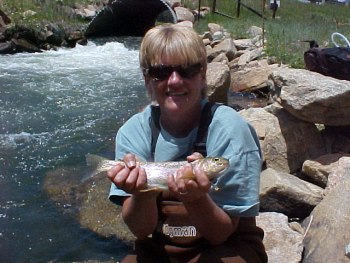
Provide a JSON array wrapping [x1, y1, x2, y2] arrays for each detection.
[[106, 153, 147, 194]]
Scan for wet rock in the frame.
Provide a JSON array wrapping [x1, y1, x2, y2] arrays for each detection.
[[43, 164, 135, 245], [78, 173, 135, 244], [11, 38, 42, 53], [0, 41, 15, 54]]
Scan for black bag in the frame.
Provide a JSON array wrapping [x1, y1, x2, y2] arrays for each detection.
[[304, 46, 350, 81]]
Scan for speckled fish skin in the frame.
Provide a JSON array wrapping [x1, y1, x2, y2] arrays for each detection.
[[86, 154, 229, 191]]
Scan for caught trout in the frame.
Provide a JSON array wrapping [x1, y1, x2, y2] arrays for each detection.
[[85, 154, 229, 191]]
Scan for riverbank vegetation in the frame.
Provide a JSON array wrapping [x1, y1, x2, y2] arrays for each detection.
[[0, 0, 90, 27], [191, 0, 350, 68], [1, 0, 350, 67]]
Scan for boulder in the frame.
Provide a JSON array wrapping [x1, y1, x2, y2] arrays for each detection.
[[206, 62, 230, 104], [270, 68, 350, 126], [241, 105, 326, 173], [259, 168, 324, 218], [0, 41, 15, 54], [302, 170, 350, 262], [230, 59, 272, 92], [207, 38, 237, 62], [174, 6, 195, 23], [11, 38, 42, 53], [257, 212, 304, 263], [325, 156, 350, 194], [207, 23, 223, 35], [43, 165, 135, 244], [302, 153, 350, 188]]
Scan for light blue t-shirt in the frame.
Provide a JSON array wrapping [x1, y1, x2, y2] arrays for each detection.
[[109, 102, 262, 217]]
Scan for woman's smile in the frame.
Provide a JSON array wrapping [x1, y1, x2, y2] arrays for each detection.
[[165, 89, 188, 97]]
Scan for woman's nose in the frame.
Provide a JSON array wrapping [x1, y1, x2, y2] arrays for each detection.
[[168, 70, 182, 84]]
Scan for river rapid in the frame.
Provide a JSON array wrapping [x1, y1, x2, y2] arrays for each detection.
[[0, 38, 149, 262]]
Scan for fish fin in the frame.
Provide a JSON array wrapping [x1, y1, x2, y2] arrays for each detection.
[[83, 154, 120, 182], [86, 154, 108, 169]]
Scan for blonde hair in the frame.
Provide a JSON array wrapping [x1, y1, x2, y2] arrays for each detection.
[[139, 24, 207, 70]]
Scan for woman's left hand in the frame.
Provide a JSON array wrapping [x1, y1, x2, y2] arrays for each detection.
[[168, 164, 211, 202]]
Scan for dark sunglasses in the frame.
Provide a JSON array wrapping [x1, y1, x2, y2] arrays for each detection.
[[145, 63, 203, 81]]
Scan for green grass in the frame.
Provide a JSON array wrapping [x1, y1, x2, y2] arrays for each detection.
[[192, 0, 350, 68], [0, 0, 91, 27], [1, 0, 350, 68]]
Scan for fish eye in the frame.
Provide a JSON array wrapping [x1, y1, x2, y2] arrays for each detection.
[[214, 158, 223, 166]]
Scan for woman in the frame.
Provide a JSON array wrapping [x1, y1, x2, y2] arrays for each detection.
[[107, 24, 267, 263]]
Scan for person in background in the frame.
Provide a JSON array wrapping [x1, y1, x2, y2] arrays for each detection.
[[106, 24, 267, 263]]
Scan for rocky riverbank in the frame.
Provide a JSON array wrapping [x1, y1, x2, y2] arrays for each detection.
[[0, 1, 108, 54]]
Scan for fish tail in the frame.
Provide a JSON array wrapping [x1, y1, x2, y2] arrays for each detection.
[[86, 154, 106, 169]]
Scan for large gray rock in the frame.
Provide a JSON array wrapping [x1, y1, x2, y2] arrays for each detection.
[[230, 59, 272, 92], [207, 38, 237, 62], [174, 6, 195, 22], [260, 168, 323, 218], [206, 62, 230, 104], [236, 47, 264, 66], [270, 68, 350, 126], [241, 105, 326, 173], [302, 168, 350, 262], [302, 153, 350, 188], [260, 168, 324, 218], [325, 156, 350, 195]]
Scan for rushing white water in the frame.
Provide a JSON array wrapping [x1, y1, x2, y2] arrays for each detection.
[[0, 39, 148, 262]]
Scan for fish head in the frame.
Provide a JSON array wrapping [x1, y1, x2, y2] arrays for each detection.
[[193, 157, 229, 180]]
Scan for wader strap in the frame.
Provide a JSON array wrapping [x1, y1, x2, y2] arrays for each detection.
[[150, 105, 161, 160], [193, 102, 221, 157], [150, 102, 222, 159]]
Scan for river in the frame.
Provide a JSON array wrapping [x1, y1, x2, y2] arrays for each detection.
[[0, 38, 150, 262]]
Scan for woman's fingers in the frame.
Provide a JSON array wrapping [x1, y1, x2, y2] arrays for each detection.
[[106, 163, 124, 181], [123, 153, 137, 168], [186, 152, 204, 162]]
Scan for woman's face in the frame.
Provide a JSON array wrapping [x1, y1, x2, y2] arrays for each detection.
[[145, 56, 206, 115]]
